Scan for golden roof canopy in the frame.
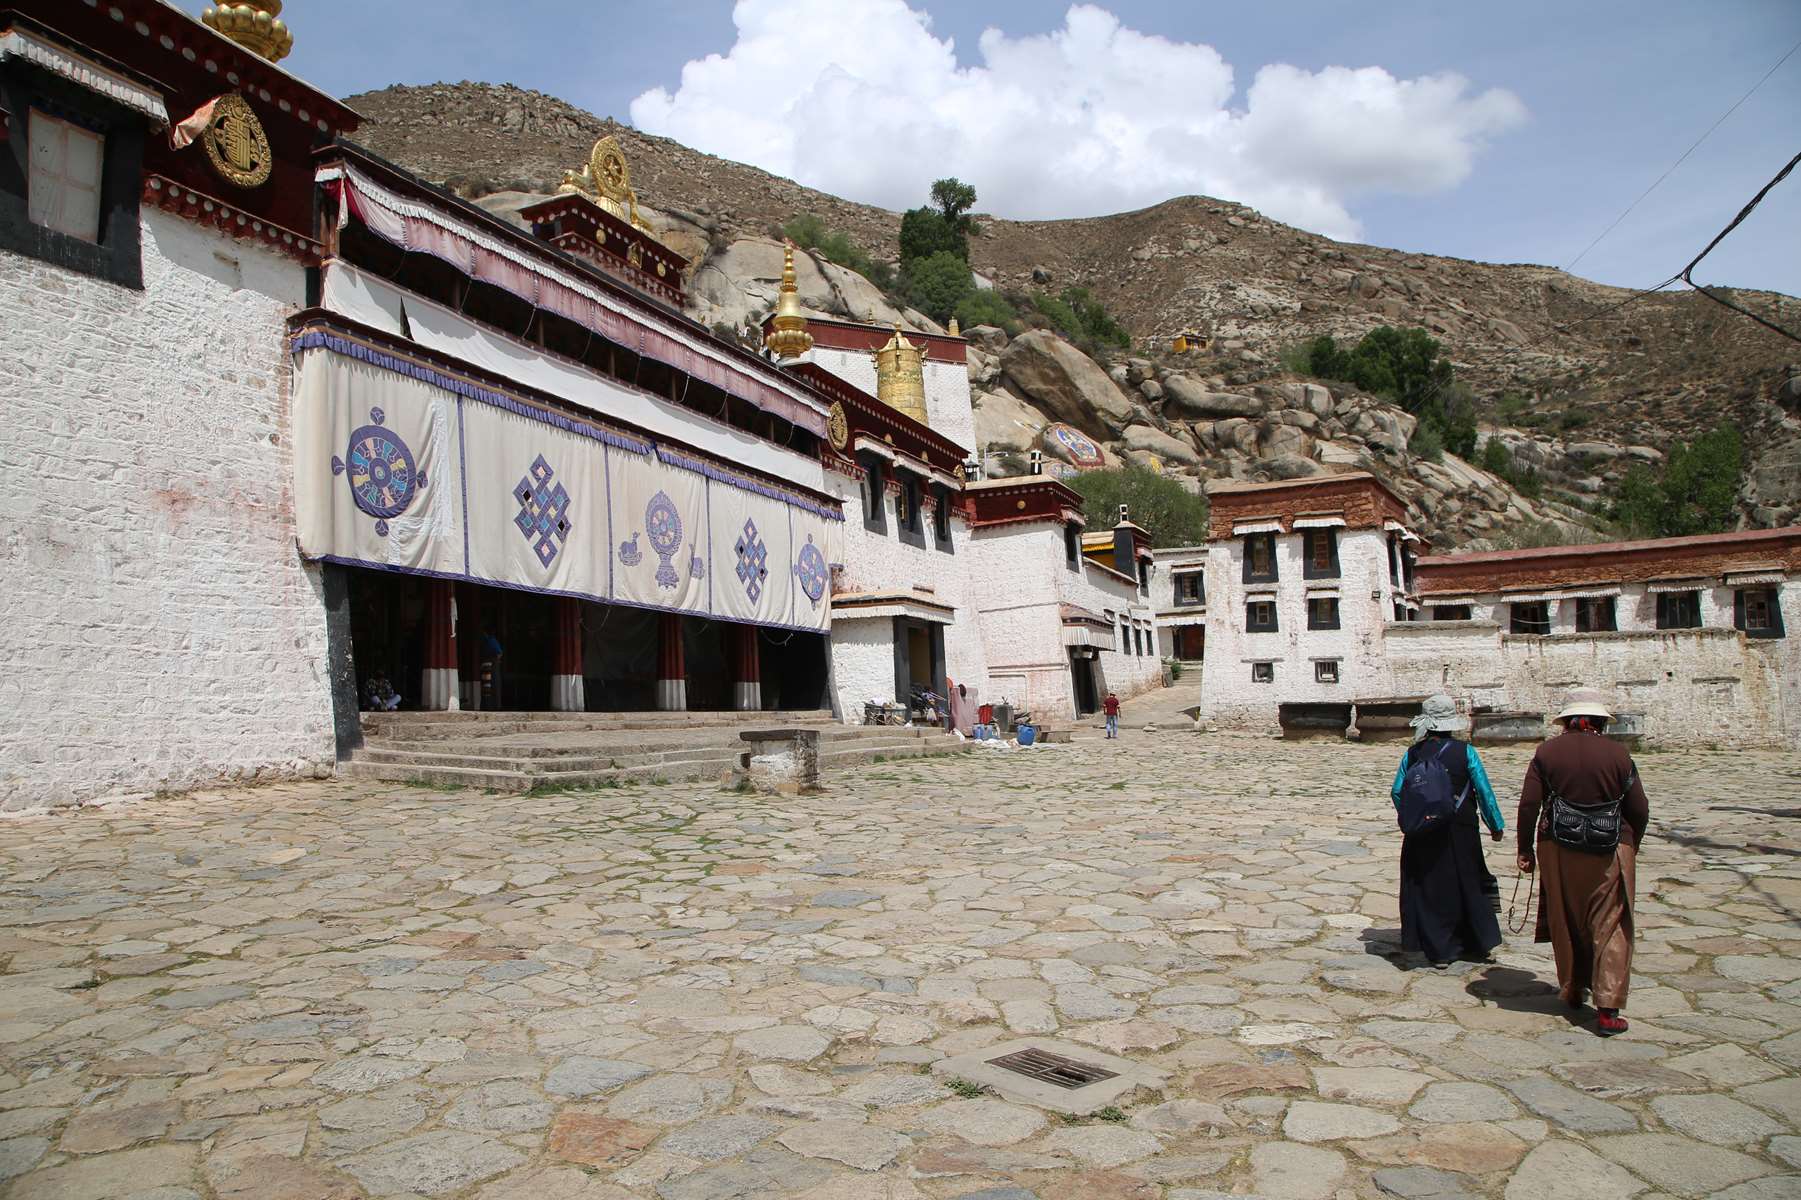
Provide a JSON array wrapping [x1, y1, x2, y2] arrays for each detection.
[[874, 324, 928, 426], [559, 133, 652, 234], [764, 241, 814, 360], [202, 2, 294, 63]]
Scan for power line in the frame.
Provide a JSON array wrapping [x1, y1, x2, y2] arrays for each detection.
[[1680, 149, 1801, 343], [1563, 35, 1801, 274]]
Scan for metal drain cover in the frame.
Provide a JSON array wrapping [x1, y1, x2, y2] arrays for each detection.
[[987, 1047, 1119, 1089], [932, 1037, 1168, 1116]]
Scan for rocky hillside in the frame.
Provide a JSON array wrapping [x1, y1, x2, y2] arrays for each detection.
[[341, 82, 1801, 545]]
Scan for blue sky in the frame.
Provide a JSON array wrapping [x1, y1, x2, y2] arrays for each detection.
[[278, 1, 1801, 299]]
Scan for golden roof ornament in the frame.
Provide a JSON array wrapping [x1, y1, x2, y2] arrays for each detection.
[[947, 317, 960, 336], [764, 241, 814, 359], [202, 2, 294, 62], [559, 133, 652, 233], [874, 324, 929, 426]]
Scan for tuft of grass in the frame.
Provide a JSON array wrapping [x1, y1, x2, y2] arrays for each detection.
[[1096, 1105, 1128, 1123], [946, 1078, 986, 1099]]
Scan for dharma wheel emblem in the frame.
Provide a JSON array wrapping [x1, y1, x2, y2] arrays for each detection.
[[332, 406, 427, 538], [203, 93, 272, 189], [826, 402, 849, 452]]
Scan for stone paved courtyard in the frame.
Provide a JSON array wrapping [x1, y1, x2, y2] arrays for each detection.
[[2, 701, 1799, 1200]]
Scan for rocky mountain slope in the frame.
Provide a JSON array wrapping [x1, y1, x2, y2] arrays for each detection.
[[341, 82, 1801, 546]]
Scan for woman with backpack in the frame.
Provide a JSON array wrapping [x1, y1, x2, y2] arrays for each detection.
[[1517, 688, 1649, 1037], [1391, 694, 1506, 969]]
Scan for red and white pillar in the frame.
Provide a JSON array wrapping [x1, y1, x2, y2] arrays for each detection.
[[551, 597, 585, 712], [732, 625, 762, 712], [421, 579, 458, 710], [656, 612, 687, 711]]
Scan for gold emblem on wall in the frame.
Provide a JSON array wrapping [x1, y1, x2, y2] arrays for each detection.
[[827, 402, 849, 451], [203, 94, 272, 188]]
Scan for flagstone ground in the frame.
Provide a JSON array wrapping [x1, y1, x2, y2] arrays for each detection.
[[2, 688, 1798, 1199]]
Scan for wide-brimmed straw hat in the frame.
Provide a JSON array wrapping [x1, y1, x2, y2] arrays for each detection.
[[1554, 687, 1613, 723], [1409, 693, 1468, 734]]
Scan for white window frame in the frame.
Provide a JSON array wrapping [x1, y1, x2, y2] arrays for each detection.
[[28, 108, 104, 243]]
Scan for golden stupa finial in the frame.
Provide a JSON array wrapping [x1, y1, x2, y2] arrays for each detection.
[[559, 133, 652, 233], [874, 323, 929, 426], [764, 241, 814, 359], [947, 317, 960, 337], [202, 1, 294, 62]]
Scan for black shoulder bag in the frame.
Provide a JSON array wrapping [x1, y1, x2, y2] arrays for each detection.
[[1546, 770, 1633, 854]]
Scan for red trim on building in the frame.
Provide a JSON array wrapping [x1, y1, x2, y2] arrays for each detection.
[[965, 477, 1083, 528], [1205, 472, 1413, 541], [518, 193, 688, 308], [1417, 526, 1801, 596], [777, 314, 968, 365], [142, 175, 322, 263], [787, 360, 967, 477]]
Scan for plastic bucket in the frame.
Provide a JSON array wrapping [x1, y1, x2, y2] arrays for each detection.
[[1016, 725, 1037, 747]]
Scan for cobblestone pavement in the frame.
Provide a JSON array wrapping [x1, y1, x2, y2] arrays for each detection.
[[2, 708, 1799, 1200]]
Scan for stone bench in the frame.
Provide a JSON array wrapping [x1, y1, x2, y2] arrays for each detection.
[[738, 728, 821, 794]]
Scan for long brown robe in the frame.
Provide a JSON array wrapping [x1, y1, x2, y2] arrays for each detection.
[[1517, 729, 1649, 1009]]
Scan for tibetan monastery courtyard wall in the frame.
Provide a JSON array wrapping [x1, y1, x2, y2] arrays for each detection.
[[0, 211, 337, 809], [1382, 618, 1798, 750]]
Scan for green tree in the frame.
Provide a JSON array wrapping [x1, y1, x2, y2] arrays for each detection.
[[1480, 437, 1511, 475], [899, 207, 965, 265], [1300, 327, 1455, 416], [953, 288, 1019, 332], [1611, 426, 1743, 538], [1069, 467, 1210, 548], [930, 177, 978, 228], [1026, 287, 1131, 354], [903, 250, 975, 324]]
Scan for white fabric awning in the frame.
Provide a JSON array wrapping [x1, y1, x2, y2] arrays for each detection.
[[319, 163, 828, 437], [1498, 587, 1621, 603], [1292, 516, 1347, 529], [1723, 570, 1786, 586], [1233, 520, 1284, 535], [1647, 578, 1712, 593], [322, 262, 826, 493], [0, 28, 169, 127]]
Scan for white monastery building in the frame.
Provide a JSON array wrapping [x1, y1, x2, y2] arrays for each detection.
[[0, 0, 1163, 810]]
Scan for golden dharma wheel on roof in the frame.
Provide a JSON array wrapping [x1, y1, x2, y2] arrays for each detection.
[[202, 2, 294, 63], [559, 133, 654, 234], [874, 324, 928, 426]]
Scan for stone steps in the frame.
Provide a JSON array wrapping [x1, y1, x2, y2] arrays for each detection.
[[359, 709, 836, 742], [343, 722, 966, 793]]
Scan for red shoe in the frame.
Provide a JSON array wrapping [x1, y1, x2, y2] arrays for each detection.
[[1596, 1009, 1628, 1037]]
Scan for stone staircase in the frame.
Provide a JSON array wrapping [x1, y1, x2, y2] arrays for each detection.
[[344, 710, 969, 792]]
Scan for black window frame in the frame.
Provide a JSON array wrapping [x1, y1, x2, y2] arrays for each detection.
[[1314, 660, 1340, 684], [1735, 587, 1785, 639], [1301, 529, 1340, 580], [1432, 605, 1473, 621], [1510, 601, 1552, 635], [1251, 661, 1275, 684], [1174, 570, 1204, 606], [1655, 590, 1702, 630], [1306, 596, 1341, 630], [1243, 533, 1278, 584], [931, 483, 954, 550], [0, 57, 147, 289], [857, 452, 888, 534], [1246, 599, 1278, 633], [895, 471, 926, 547], [1063, 522, 1081, 570], [1575, 597, 1617, 633]]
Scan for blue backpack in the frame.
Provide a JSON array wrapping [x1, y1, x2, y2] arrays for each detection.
[[1397, 741, 1469, 835]]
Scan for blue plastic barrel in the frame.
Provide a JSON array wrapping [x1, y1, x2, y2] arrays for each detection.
[[1016, 725, 1036, 746]]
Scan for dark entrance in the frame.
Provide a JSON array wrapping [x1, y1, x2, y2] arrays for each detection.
[[892, 616, 946, 719], [341, 565, 828, 713], [1069, 647, 1103, 716], [1175, 625, 1206, 660]]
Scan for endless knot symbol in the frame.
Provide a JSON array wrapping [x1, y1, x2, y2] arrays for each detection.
[[512, 455, 572, 568], [735, 519, 769, 604]]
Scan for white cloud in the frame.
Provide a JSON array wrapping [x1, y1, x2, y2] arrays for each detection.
[[630, 0, 1526, 240]]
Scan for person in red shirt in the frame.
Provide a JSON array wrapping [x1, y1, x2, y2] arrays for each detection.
[[1103, 691, 1121, 739]]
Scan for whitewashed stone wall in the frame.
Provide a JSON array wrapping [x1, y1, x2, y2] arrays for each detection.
[[811, 347, 977, 454], [0, 210, 337, 809], [824, 465, 987, 718], [1201, 528, 1402, 726], [1151, 546, 1208, 660], [1410, 579, 1800, 749], [970, 520, 1162, 721]]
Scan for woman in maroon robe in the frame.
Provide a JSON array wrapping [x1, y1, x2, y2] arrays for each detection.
[[1517, 688, 1650, 1036]]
